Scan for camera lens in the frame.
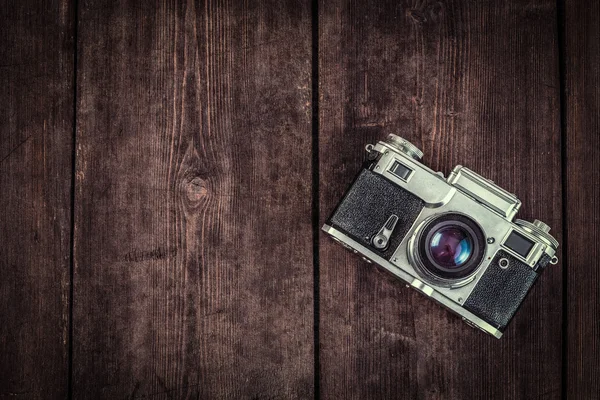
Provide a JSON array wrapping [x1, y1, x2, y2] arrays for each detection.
[[416, 214, 485, 281], [429, 227, 473, 268]]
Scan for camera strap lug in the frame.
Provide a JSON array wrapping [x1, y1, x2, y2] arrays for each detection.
[[365, 143, 381, 161]]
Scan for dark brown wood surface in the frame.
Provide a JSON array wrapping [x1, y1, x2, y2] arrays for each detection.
[[2, 0, 600, 398], [0, 1, 74, 399], [72, 0, 313, 398], [563, 0, 600, 398], [318, 0, 563, 399]]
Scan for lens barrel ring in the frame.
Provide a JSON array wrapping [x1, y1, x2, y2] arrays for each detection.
[[416, 213, 486, 281]]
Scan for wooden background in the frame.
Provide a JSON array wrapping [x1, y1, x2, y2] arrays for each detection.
[[0, 0, 598, 399]]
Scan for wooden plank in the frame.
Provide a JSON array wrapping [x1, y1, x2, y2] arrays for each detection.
[[318, 1, 562, 399], [0, 1, 74, 399], [563, 1, 600, 398], [73, 1, 313, 398]]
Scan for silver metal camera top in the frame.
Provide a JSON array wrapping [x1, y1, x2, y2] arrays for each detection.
[[369, 135, 558, 260], [532, 219, 550, 232], [447, 165, 521, 221], [385, 134, 423, 160], [375, 135, 551, 227], [515, 219, 559, 251]]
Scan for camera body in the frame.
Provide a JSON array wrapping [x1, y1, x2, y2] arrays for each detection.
[[322, 135, 558, 338]]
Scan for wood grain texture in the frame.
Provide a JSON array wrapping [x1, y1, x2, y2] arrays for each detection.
[[0, 1, 73, 399], [563, 0, 600, 398], [73, 1, 313, 398], [318, 1, 563, 399]]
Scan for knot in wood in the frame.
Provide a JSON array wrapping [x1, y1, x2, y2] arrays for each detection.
[[185, 177, 208, 202]]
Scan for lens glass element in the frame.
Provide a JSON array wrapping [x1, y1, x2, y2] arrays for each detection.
[[429, 227, 473, 268]]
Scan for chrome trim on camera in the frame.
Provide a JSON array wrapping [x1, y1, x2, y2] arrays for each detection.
[[447, 166, 521, 221], [405, 213, 483, 290], [498, 228, 550, 268], [385, 134, 423, 160], [515, 219, 559, 250], [372, 214, 399, 250]]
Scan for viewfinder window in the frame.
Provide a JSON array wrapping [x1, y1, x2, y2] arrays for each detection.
[[390, 161, 413, 181], [504, 231, 534, 258]]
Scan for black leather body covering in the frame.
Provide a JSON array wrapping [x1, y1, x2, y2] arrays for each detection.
[[464, 250, 540, 331], [327, 168, 424, 259]]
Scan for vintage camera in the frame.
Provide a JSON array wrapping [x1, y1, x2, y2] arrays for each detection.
[[322, 135, 559, 338]]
